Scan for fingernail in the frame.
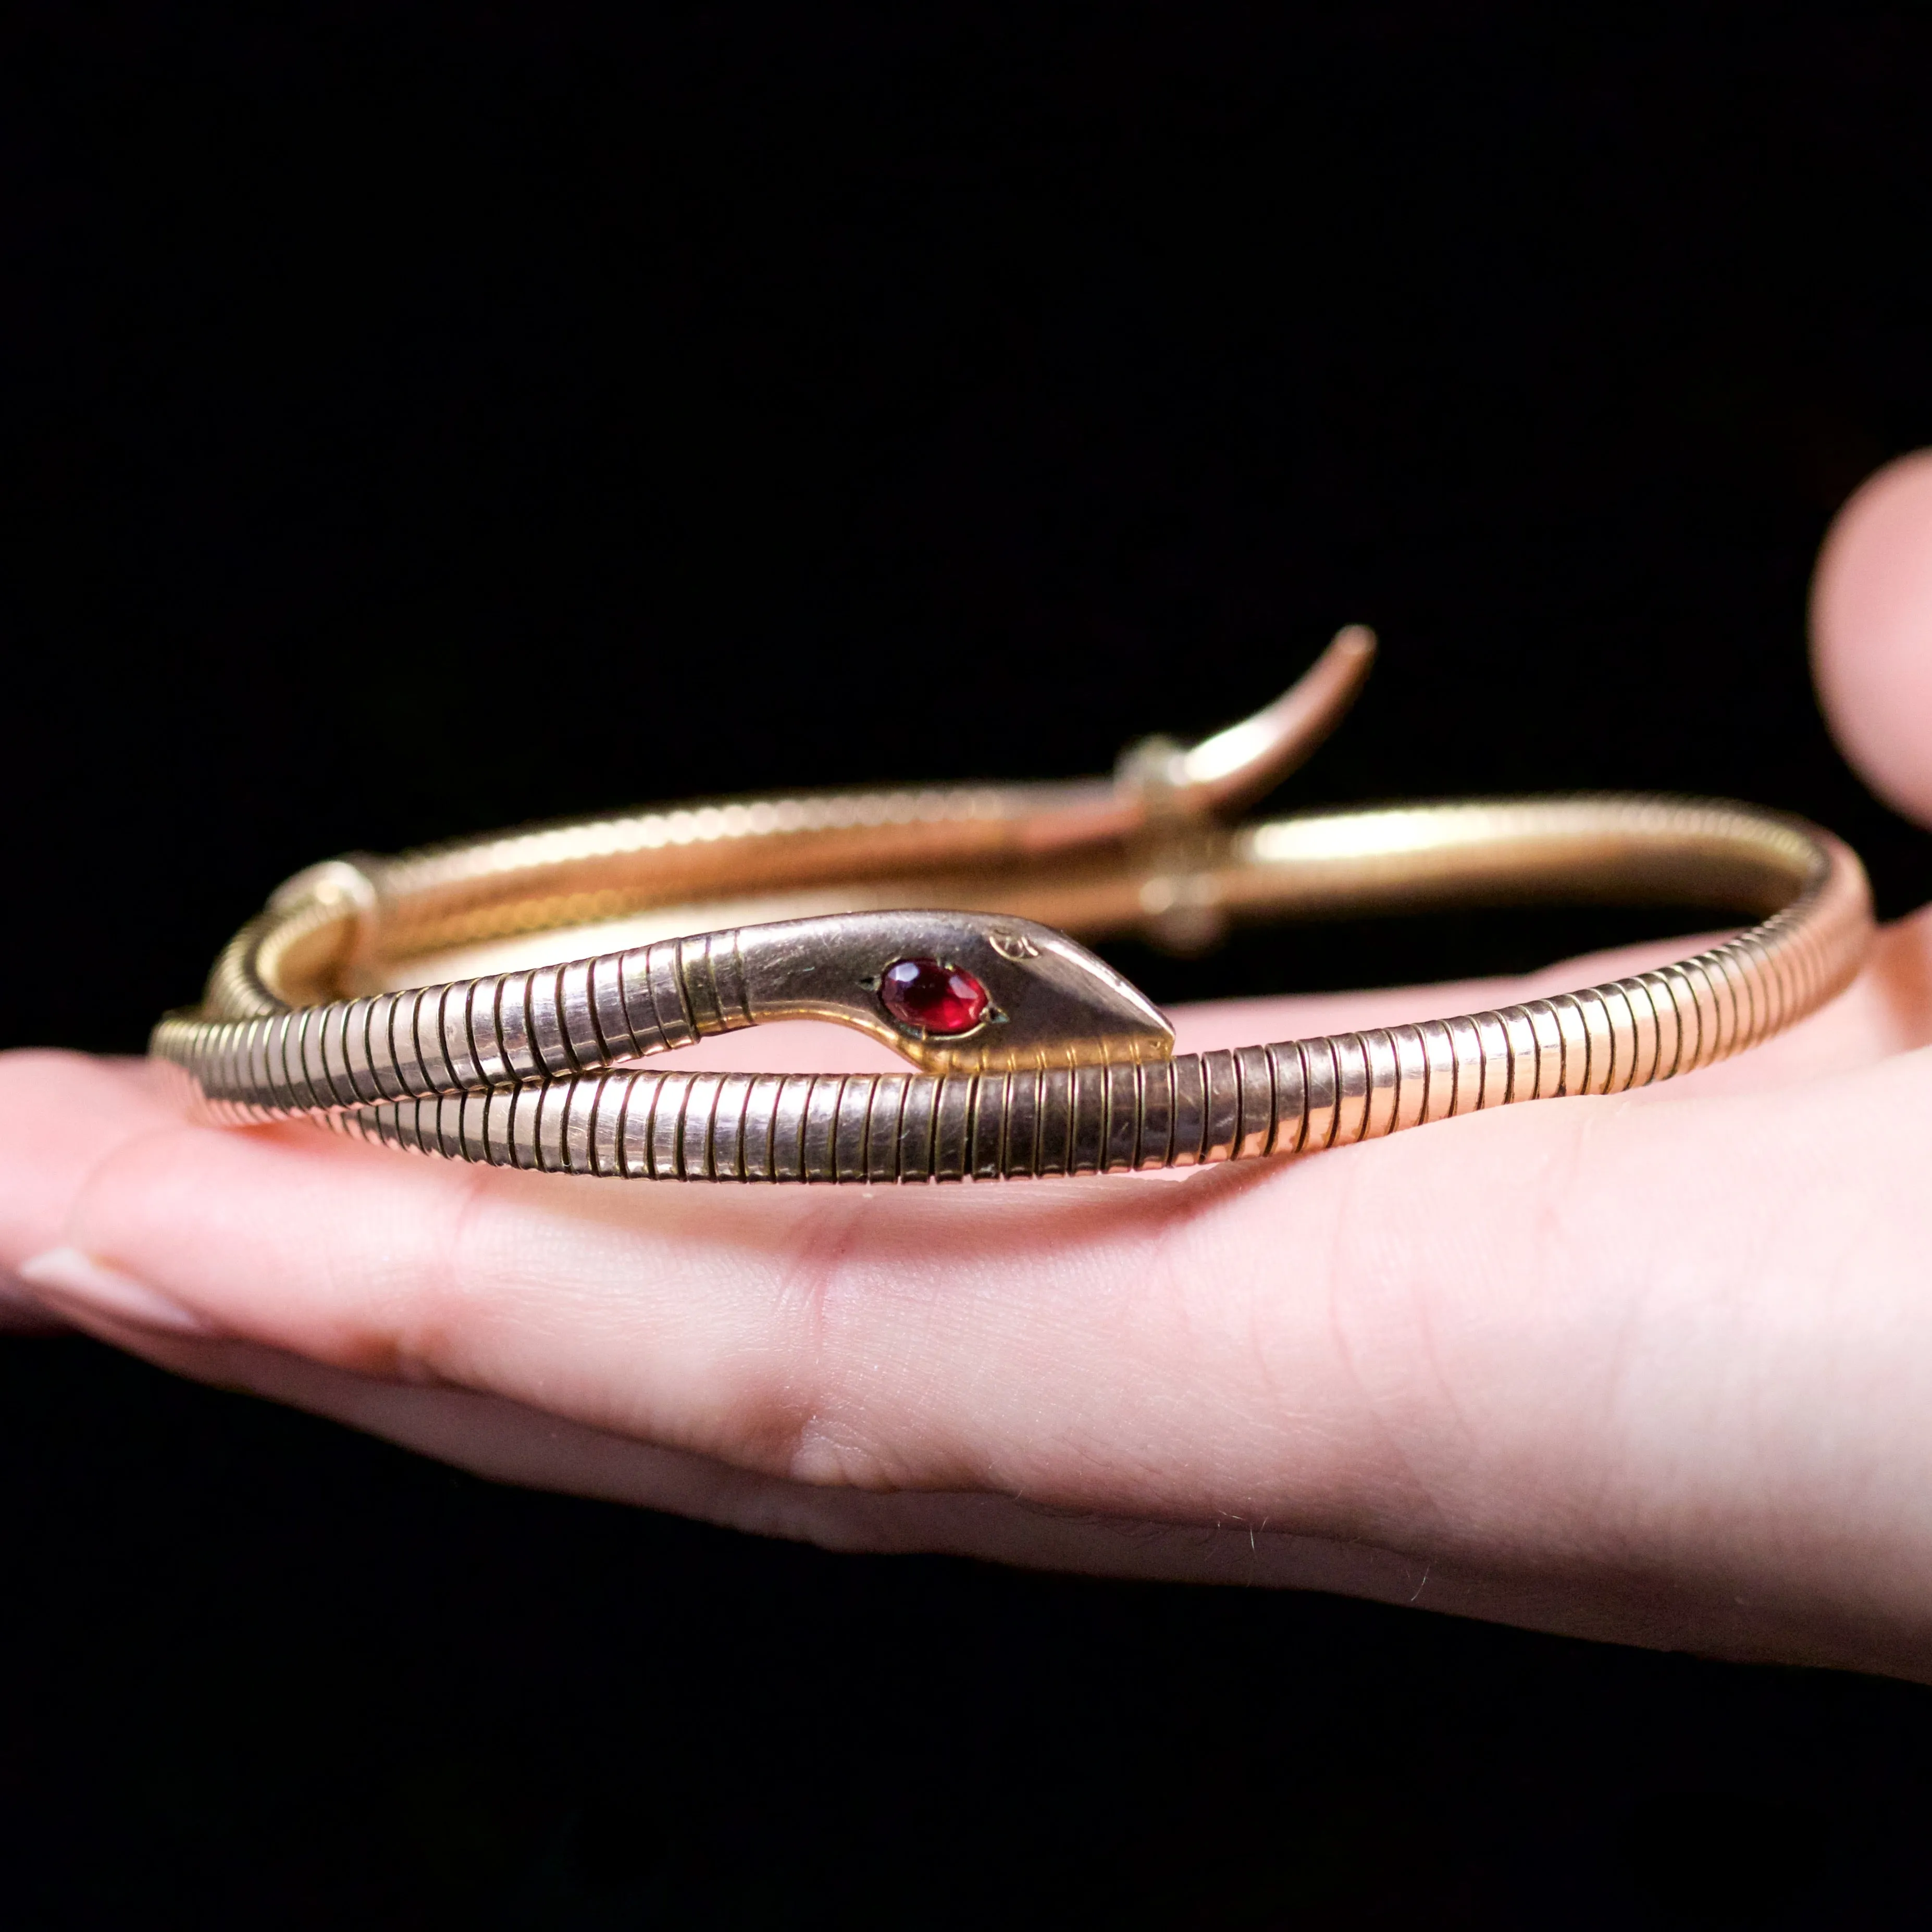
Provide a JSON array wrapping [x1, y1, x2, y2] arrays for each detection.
[[16, 1247, 219, 1336]]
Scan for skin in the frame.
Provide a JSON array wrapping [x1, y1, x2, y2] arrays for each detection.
[[7, 453, 1932, 1679]]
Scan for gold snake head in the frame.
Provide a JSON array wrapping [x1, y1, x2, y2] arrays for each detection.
[[734, 910, 1173, 1074]]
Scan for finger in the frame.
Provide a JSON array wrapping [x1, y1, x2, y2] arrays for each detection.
[[0, 1051, 185, 1330], [35, 1305, 1420, 1588], [31, 1302, 1847, 1666], [1812, 448, 1932, 825], [15, 1018, 1932, 1675]]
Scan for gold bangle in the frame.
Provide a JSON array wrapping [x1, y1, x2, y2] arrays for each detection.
[[151, 629, 1874, 1183]]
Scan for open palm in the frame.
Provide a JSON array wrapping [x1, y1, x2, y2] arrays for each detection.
[[8, 454, 1932, 1680]]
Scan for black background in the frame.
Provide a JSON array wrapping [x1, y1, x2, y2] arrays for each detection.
[[5, 6, 1932, 1925]]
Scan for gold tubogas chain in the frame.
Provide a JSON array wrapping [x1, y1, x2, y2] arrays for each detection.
[[152, 631, 1874, 1184]]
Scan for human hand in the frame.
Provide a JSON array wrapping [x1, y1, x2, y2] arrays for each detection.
[[7, 454, 1932, 1678]]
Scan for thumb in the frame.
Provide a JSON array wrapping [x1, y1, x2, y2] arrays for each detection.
[[1811, 448, 1932, 827]]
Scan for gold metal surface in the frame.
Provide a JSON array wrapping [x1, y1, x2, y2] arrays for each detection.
[[152, 629, 1876, 1182]]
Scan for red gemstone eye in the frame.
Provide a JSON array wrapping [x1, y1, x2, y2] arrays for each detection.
[[878, 958, 990, 1035]]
